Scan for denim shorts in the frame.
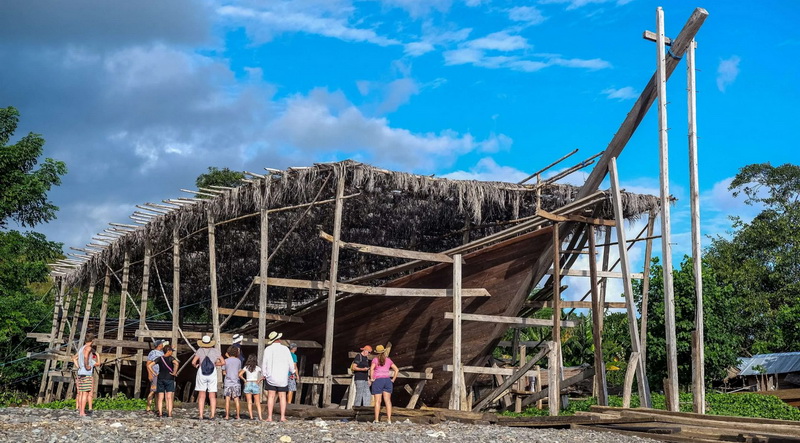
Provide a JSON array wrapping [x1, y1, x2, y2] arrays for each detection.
[[243, 382, 261, 395], [371, 378, 393, 395], [156, 379, 175, 393]]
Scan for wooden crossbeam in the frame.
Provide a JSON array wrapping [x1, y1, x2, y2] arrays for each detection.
[[134, 330, 321, 349], [525, 301, 627, 309], [217, 307, 304, 323], [472, 345, 551, 411], [444, 312, 578, 328], [319, 230, 461, 264], [443, 365, 541, 377], [535, 209, 616, 227], [546, 269, 645, 279], [518, 367, 596, 409], [255, 277, 489, 297]]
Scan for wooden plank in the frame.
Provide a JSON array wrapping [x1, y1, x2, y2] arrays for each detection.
[[134, 240, 151, 398], [526, 300, 626, 309], [656, 7, 679, 412], [134, 330, 321, 348], [95, 268, 111, 395], [687, 39, 705, 415], [444, 312, 578, 328], [443, 365, 541, 377], [450, 253, 463, 410], [207, 210, 223, 398], [63, 288, 85, 399], [95, 339, 156, 350], [40, 284, 67, 403], [551, 224, 561, 416], [78, 271, 96, 352], [520, 367, 596, 410], [622, 351, 640, 408], [639, 209, 656, 368], [609, 158, 651, 408], [535, 209, 616, 227], [496, 340, 550, 348], [258, 201, 268, 368], [643, 29, 673, 45], [323, 170, 346, 406], [171, 225, 180, 351], [319, 230, 458, 264], [112, 252, 130, 396], [546, 269, 645, 279], [472, 345, 551, 412], [407, 368, 431, 408], [217, 307, 303, 323], [337, 282, 490, 298], [588, 225, 608, 406]]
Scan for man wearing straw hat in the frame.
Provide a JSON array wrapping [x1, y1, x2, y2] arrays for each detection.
[[192, 335, 225, 420], [261, 331, 295, 422]]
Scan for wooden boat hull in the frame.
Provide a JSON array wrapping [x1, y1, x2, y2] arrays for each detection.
[[277, 226, 554, 406]]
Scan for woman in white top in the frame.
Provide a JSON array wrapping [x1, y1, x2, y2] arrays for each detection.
[[238, 354, 265, 420]]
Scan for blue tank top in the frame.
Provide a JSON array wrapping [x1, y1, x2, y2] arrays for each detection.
[[77, 344, 95, 376]]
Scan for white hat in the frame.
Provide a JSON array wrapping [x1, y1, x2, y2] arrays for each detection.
[[197, 335, 215, 348], [232, 334, 243, 344], [267, 331, 282, 345]]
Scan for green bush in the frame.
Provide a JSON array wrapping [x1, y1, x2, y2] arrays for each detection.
[[0, 390, 34, 407], [33, 393, 148, 410], [501, 393, 800, 421]]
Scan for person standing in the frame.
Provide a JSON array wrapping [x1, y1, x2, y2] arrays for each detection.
[[191, 335, 225, 420], [261, 331, 295, 422], [223, 346, 242, 420], [145, 340, 166, 413], [239, 354, 264, 421], [148, 346, 178, 418], [351, 345, 372, 407], [76, 333, 97, 417], [287, 343, 300, 404], [231, 334, 246, 365], [369, 345, 398, 423]]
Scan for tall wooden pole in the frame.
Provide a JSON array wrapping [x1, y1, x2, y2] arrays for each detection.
[[450, 253, 463, 410], [609, 157, 651, 408], [95, 268, 112, 396], [656, 6, 680, 411], [323, 169, 346, 406], [134, 239, 152, 398], [79, 270, 97, 348], [207, 210, 223, 397], [257, 191, 269, 367], [38, 280, 65, 403], [62, 288, 85, 399], [112, 251, 131, 396], [549, 224, 562, 415], [46, 289, 73, 402], [639, 209, 657, 366], [687, 39, 705, 414], [172, 226, 180, 350], [588, 225, 608, 406]]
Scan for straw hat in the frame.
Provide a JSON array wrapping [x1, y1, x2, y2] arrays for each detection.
[[197, 335, 216, 348], [375, 345, 386, 354], [267, 331, 283, 345]]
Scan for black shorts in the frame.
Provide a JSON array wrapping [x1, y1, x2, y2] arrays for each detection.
[[157, 379, 176, 393], [264, 382, 288, 392]]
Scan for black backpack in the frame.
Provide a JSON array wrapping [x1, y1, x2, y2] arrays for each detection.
[[200, 354, 215, 376]]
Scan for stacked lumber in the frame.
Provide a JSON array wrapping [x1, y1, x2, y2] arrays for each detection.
[[280, 404, 497, 424]]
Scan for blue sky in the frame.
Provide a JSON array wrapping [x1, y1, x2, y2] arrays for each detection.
[[1, 0, 798, 303]]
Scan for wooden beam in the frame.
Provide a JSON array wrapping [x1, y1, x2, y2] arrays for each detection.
[[135, 330, 322, 348], [546, 269, 645, 279], [62, 288, 85, 399], [256, 277, 490, 297], [112, 251, 130, 396], [319, 230, 459, 264], [95, 339, 157, 350], [450, 253, 463, 411], [95, 267, 111, 395], [258, 198, 268, 368], [551, 224, 562, 415], [656, 7, 679, 412], [520, 367, 596, 410], [217, 307, 303, 323], [609, 158, 651, 408], [639, 209, 656, 369], [588, 225, 608, 406], [171, 225, 180, 351], [643, 30, 673, 45], [535, 209, 616, 227], [525, 300, 626, 309], [78, 271, 96, 348], [323, 169, 346, 406], [134, 240, 151, 398], [444, 312, 578, 328], [207, 209, 223, 397], [443, 365, 542, 377], [472, 344, 551, 412]]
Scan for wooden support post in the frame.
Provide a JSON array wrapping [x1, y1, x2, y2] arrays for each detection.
[[172, 226, 180, 349], [609, 157, 651, 408], [534, 365, 543, 410], [78, 270, 97, 350], [323, 170, 346, 406], [95, 268, 111, 396], [588, 225, 608, 406], [134, 240, 151, 398], [207, 210, 223, 397], [450, 253, 463, 411], [63, 288, 85, 399], [656, 6, 679, 412], [639, 209, 657, 365], [515, 345, 526, 413], [547, 342, 559, 416], [47, 289, 73, 402], [491, 364, 512, 409], [551, 224, 562, 413], [257, 195, 269, 367], [294, 354, 305, 405], [473, 345, 550, 412], [599, 226, 612, 314], [37, 280, 64, 404], [622, 351, 641, 408], [112, 251, 131, 396], [687, 39, 705, 415]]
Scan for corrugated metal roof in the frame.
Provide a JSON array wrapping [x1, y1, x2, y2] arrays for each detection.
[[738, 352, 800, 376]]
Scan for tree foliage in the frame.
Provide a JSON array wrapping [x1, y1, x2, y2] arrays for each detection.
[[195, 166, 245, 194], [0, 106, 67, 229]]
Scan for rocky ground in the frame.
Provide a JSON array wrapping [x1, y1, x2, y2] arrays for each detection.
[[0, 406, 658, 442]]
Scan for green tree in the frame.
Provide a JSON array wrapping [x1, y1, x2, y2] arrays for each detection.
[[195, 166, 245, 196], [0, 107, 67, 228], [0, 106, 66, 391]]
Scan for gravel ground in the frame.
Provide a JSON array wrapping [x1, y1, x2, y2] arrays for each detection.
[[0, 407, 658, 443]]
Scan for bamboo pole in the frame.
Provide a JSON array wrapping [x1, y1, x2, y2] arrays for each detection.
[[687, 39, 705, 414], [134, 240, 152, 398], [609, 157, 651, 408], [550, 224, 562, 415], [656, 6, 679, 411], [172, 226, 180, 350], [78, 270, 97, 349], [257, 194, 269, 367], [63, 288, 85, 399], [112, 252, 130, 396], [95, 268, 112, 395], [207, 210, 223, 397], [323, 170, 346, 406], [38, 280, 65, 403], [47, 289, 73, 402], [588, 225, 608, 406], [450, 253, 463, 410]]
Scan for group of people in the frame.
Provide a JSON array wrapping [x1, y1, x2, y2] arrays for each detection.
[[73, 329, 398, 423]]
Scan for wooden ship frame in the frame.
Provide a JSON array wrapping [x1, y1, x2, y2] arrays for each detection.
[[37, 7, 710, 415]]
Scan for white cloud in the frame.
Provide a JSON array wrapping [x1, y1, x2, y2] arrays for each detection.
[[403, 26, 472, 58], [716, 55, 741, 92], [508, 6, 547, 25], [550, 57, 611, 70], [404, 41, 436, 56], [217, 4, 399, 46], [468, 31, 529, 51], [602, 86, 638, 101], [380, 0, 453, 17], [442, 157, 525, 182], [539, 0, 634, 10]]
